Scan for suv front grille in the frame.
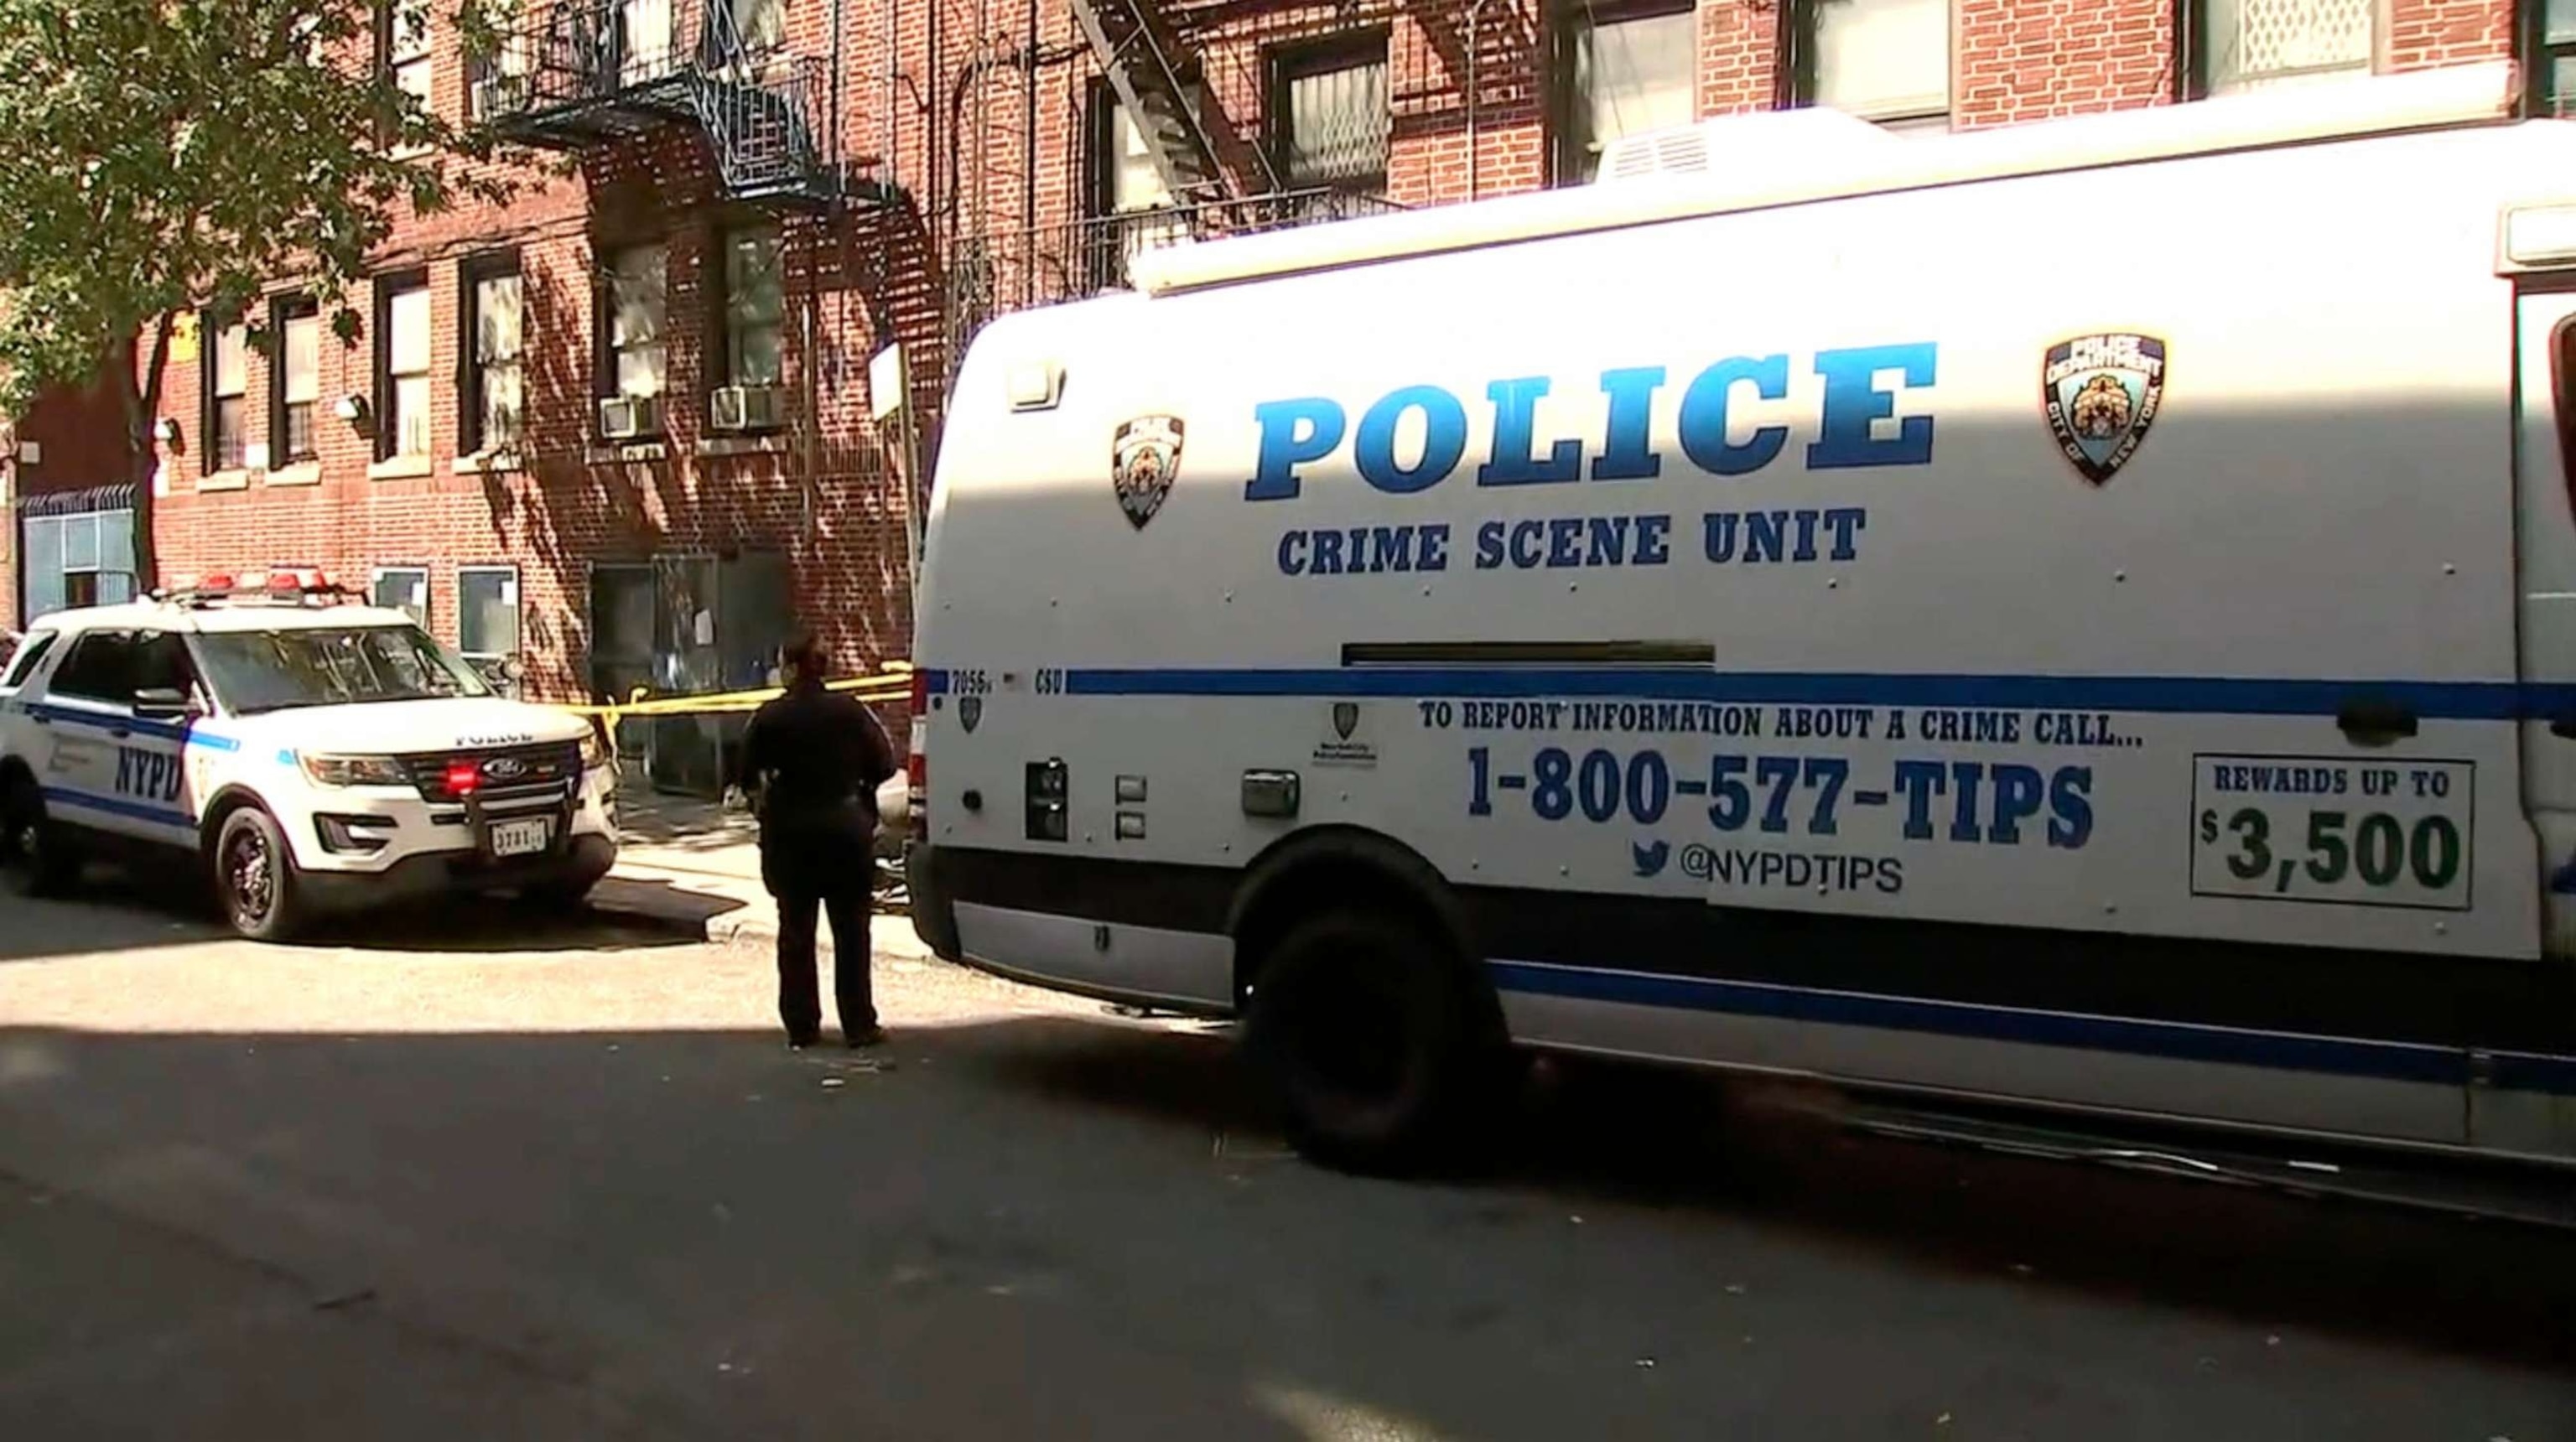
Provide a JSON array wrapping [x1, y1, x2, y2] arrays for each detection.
[[400, 741, 583, 805]]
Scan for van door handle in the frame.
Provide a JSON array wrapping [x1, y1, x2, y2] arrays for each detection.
[[2336, 699, 2418, 743]]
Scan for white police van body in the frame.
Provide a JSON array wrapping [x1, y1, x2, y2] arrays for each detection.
[[906, 63, 2576, 1201], [0, 573, 617, 939]]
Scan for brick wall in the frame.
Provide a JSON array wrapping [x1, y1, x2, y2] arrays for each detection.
[[145, 2, 917, 707], [132, 0, 2525, 696], [1955, 0, 2175, 126], [3, 376, 134, 635]]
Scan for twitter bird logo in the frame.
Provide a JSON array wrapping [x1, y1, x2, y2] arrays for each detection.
[[1632, 840, 1671, 878]]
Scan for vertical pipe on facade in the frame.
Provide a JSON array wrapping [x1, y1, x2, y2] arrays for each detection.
[[1466, 0, 1495, 200], [1022, 0, 1037, 305], [927, 0, 942, 259], [830, 0, 844, 192]]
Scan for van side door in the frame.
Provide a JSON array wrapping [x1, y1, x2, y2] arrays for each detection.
[[2503, 288, 2576, 1155]]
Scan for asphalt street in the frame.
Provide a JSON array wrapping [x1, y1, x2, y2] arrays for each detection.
[[2, 882, 2572, 1440]]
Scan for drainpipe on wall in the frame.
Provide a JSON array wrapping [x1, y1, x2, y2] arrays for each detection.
[[1467, 0, 1497, 200]]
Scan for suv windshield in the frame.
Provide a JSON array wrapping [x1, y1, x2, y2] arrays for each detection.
[[190, 625, 491, 714]]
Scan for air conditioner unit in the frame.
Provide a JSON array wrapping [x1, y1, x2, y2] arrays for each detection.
[[709, 385, 787, 432], [472, 72, 532, 117], [597, 395, 662, 440]]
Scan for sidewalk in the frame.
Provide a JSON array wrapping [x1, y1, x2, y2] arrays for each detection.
[[589, 776, 927, 959]]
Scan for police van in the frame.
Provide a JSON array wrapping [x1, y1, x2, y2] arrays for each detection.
[[906, 62, 2576, 1205], [0, 570, 618, 940]]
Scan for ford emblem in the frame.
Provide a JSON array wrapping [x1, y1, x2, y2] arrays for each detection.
[[483, 756, 530, 781]]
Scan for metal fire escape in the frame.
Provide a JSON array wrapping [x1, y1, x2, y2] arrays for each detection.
[[484, 0, 843, 208], [1066, 0, 1277, 206]]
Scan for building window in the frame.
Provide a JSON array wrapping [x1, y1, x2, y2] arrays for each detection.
[[459, 565, 522, 690], [1788, 0, 1950, 128], [2189, 0, 2376, 96], [18, 501, 136, 620], [1086, 86, 1208, 291], [270, 298, 320, 464], [726, 0, 785, 54], [1270, 37, 1391, 192], [463, 256, 524, 455], [382, 0, 434, 143], [2532, 0, 2576, 114], [603, 243, 667, 413], [470, 26, 535, 119], [619, 0, 676, 84], [1094, 84, 1212, 217], [1555, 2, 1699, 184], [371, 566, 430, 627], [204, 315, 250, 472], [720, 230, 785, 390], [374, 272, 432, 459]]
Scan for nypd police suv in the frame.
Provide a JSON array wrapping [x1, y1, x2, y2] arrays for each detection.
[[0, 570, 617, 940], [903, 62, 2576, 1211]]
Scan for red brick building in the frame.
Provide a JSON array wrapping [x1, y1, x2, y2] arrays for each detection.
[[4, 374, 142, 639], [127, 0, 2555, 781]]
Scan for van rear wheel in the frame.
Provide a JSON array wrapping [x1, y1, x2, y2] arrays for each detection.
[[1242, 910, 1501, 1175]]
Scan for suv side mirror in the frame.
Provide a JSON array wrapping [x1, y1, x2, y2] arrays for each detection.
[[132, 687, 193, 722]]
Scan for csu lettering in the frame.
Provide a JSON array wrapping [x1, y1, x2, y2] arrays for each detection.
[[1245, 343, 1938, 502]]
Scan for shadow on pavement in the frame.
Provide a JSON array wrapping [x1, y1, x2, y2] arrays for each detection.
[[986, 1020, 2576, 1377], [0, 873, 694, 962], [3, 1013, 2570, 1440]]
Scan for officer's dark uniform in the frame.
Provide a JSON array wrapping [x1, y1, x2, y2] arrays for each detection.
[[740, 674, 896, 1046]]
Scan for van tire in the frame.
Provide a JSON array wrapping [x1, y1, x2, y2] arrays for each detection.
[[1242, 910, 1500, 1175], [1, 775, 79, 899], [213, 807, 307, 943]]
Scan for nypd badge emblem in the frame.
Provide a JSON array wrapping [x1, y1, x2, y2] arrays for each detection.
[[958, 696, 982, 734], [1112, 414, 1185, 529], [1332, 702, 1359, 741], [2042, 333, 2168, 485]]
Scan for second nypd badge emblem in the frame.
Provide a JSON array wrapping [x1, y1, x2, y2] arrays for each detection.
[[1111, 414, 1186, 529], [2042, 333, 2168, 486]]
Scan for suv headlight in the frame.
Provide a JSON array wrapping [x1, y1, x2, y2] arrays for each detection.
[[300, 753, 409, 788]]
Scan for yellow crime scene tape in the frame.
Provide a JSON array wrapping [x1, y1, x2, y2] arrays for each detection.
[[553, 661, 914, 727]]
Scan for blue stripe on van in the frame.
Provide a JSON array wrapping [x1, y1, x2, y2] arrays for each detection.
[[1486, 958, 2576, 1094], [917, 667, 2576, 720]]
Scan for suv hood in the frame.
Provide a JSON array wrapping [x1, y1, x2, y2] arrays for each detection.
[[232, 698, 593, 756]]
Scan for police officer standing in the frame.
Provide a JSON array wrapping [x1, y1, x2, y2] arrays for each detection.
[[740, 634, 897, 1050]]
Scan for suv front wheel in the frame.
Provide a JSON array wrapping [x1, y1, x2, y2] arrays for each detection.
[[213, 807, 308, 942]]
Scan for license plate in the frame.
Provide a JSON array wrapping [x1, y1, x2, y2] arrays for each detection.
[[490, 818, 551, 858]]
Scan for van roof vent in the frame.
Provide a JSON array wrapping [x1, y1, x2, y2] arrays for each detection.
[[1593, 107, 1897, 185]]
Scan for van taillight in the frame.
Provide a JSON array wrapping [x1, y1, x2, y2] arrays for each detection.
[[906, 667, 929, 840]]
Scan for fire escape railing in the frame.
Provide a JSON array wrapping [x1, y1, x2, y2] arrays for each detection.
[[479, 0, 839, 208]]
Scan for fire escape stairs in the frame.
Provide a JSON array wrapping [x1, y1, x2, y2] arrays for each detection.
[[1066, 0, 1279, 211], [487, 2, 849, 211]]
